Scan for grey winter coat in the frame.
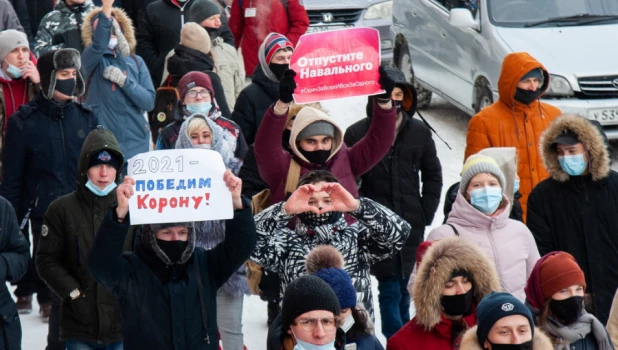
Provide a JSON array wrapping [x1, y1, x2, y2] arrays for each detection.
[[33, 0, 95, 56]]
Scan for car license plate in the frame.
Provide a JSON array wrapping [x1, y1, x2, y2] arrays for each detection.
[[306, 25, 353, 33], [590, 108, 618, 124]]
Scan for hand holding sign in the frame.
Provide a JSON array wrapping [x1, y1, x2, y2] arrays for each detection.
[[376, 65, 396, 101], [279, 69, 297, 104], [116, 176, 135, 221], [224, 170, 243, 210]]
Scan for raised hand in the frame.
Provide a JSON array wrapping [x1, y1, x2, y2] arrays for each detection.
[[278, 69, 297, 104], [224, 170, 243, 210], [376, 65, 395, 100], [116, 176, 135, 220], [320, 183, 360, 213], [284, 184, 320, 215]]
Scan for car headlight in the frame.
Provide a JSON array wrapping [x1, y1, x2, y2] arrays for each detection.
[[363, 0, 393, 20], [544, 74, 574, 97]]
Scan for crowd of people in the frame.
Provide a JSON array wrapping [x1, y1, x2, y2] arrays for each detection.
[[1, 0, 618, 350]]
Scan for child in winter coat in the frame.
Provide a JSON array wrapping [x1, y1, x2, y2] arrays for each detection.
[[387, 237, 501, 350], [525, 252, 614, 350]]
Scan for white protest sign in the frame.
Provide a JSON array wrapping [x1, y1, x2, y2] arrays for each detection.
[[127, 149, 233, 225]]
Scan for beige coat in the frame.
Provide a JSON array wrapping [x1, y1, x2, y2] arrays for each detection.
[[212, 37, 245, 111]]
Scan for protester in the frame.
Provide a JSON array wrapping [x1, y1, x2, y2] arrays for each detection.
[[81, 0, 155, 161], [228, 0, 308, 77], [0, 48, 97, 319], [231, 33, 294, 145], [423, 152, 539, 301], [460, 292, 553, 350], [0, 0, 24, 32], [464, 52, 562, 221], [34, 0, 95, 56], [525, 252, 614, 349], [250, 170, 411, 317], [36, 127, 124, 350], [279, 274, 344, 350], [189, 0, 244, 111], [527, 114, 618, 325], [88, 170, 256, 349], [388, 238, 501, 350], [344, 66, 443, 339], [254, 66, 397, 205]]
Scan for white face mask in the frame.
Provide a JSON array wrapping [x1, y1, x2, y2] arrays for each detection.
[[108, 37, 118, 50], [341, 313, 355, 333], [194, 143, 212, 149]]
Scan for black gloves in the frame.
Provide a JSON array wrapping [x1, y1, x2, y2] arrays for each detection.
[[279, 69, 297, 104], [376, 65, 395, 101]]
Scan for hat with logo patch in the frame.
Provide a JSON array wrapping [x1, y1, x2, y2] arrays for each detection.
[[0, 29, 29, 62], [476, 292, 534, 347], [89, 150, 121, 170]]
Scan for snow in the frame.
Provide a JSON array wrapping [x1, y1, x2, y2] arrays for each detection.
[[19, 95, 471, 349]]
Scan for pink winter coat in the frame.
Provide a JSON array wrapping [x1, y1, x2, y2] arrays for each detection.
[[425, 192, 540, 301]]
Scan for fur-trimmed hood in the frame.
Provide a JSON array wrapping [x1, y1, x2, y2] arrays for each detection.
[[81, 7, 136, 54], [413, 237, 501, 330], [460, 325, 554, 350], [540, 115, 610, 182]]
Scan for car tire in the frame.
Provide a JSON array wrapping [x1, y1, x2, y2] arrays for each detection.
[[475, 85, 493, 114], [397, 46, 432, 109]]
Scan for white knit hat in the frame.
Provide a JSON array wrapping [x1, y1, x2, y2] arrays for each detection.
[[0, 29, 28, 61]]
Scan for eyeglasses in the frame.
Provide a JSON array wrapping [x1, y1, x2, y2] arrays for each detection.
[[186, 90, 211, 99], [297, 317, 339, 332]]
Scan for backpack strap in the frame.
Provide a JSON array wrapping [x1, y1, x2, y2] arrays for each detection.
[[446, 223, 459, 236], [192, 262, 211, 344], [284, 160, 301, 196]]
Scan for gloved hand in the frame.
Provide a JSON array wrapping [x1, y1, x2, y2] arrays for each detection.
[[103, 66, 126, 87], [111, 19, 131, 57], [375, 65, 395, 100], [279, 69, 297, 104]]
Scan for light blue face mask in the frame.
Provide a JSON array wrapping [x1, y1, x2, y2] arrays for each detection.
[[558, 154, 588, 176], [469, 186, 503, 214], [293, 337, 336, 350], [85, 179, 117, 197], [514, 179, 520, 194], [6, 63, 23, 79], [186, 102, 212, 114]]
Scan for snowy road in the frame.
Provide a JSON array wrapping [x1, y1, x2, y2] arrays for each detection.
[[17, 96, 473, 349]]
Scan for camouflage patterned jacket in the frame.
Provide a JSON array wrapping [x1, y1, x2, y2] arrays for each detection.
[[33, 0, 94, 57]]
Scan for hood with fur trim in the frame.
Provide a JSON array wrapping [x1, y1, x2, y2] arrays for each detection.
[[540, 115, 610, 182], [81, 7, 136, 54], [460, 325, 553, 350], [413, 237, 501, 330], [289, 106, 343, 164]]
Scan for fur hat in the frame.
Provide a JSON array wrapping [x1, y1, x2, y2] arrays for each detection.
[[460, 154, 507, 194], [180, 22, 211, 56], [0, 29, 28, 62], [306, 246, 357, 310], [189, 0, 222, 23], [476, 292, 534, 347], [38, 49, 85, 99], [281, 275, 341, 331], [141, 222, 196, 265], [413, 237, 501, 330]]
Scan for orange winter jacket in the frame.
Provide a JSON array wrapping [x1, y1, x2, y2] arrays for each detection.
[[464, 52, 562, 222]]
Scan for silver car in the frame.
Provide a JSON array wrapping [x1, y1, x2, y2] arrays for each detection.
[[391, 0, 618, 138]]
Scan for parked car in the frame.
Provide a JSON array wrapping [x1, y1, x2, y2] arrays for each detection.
[[304, 0, 394, 64], [391, 0, 618, 138]]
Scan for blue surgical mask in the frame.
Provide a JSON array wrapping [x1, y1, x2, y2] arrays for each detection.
[[85, 179, 117, 197], [186, 102, 212, 114], [514, 179, 520, 193], [469, 186, 503, 214], [108, 37, 118, 50], [6, 63, 23, 79], [293, 337, 336, 350], [558, 154, 588, 176]]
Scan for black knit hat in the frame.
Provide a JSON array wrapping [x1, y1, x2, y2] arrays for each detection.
[[89, 150, 121, 171], [281, 275, 341, 331], [476, 292, 534, 346], [189, 0, 222, 23]]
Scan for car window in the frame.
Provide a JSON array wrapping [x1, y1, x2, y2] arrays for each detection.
[[489, 0, 618, 27]]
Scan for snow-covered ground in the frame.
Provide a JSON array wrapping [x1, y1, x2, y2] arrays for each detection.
[[19, 95, 470, 349]]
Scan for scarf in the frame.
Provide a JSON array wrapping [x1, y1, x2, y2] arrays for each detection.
[[544, 313, 612, 350]]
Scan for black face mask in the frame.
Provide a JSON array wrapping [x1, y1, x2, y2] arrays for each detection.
[[204, 26, 220, 40], [156, 239, 188, 264], [394, 100, 402, 113], [298, 211, 342, 228], [269, 63, 289, 81], [486, 340, 533, 350], [299, 149, 331, 165], [441, 288, 474, 317], [549, 296, 584, 325], [514, 87, 543, 105], [55, 78, 76, 97]]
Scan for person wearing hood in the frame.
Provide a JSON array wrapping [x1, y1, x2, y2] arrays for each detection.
[[388, 238, 501, 350], [464, 52, 562, 221], [254, 66, 398, 206], [527, 115, 618, 325], [36, 126, 124, 350], [0, 48, 97, 317], [228, 0, 308, 77], [81, 0, 155, 162], [88, 169, 256, 349], [344, 66, 442, 339], [231, 33, 294, 145], [460, 292, 553, 350], [33, 0, 95, 56], [156, 72, 247, 166], [420, 151, 539, 302], [525, 252, 614, 350], [189, 0, 245, 111], [250, 170, 411, 319]]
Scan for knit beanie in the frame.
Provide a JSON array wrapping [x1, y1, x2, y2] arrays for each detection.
[[180, 23, 212, 56], [88, 150, 121, 171], [281, 275, 341, 331], [313, 268, 357, 310], [521, 68, 543, 82], [0, 29, 28, 62], [476, 292, 534, 347], [540, 252, 586, 299], [178, 71, 214, 101], [263, 33, 293, 64], [297, 121, 335, 141], [189, 0, 222, 23], [460, 154, 507, 194]]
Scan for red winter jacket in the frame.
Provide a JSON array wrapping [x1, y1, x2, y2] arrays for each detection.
[[228, 0, 309, 76], [387, 312, 477, 350]]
